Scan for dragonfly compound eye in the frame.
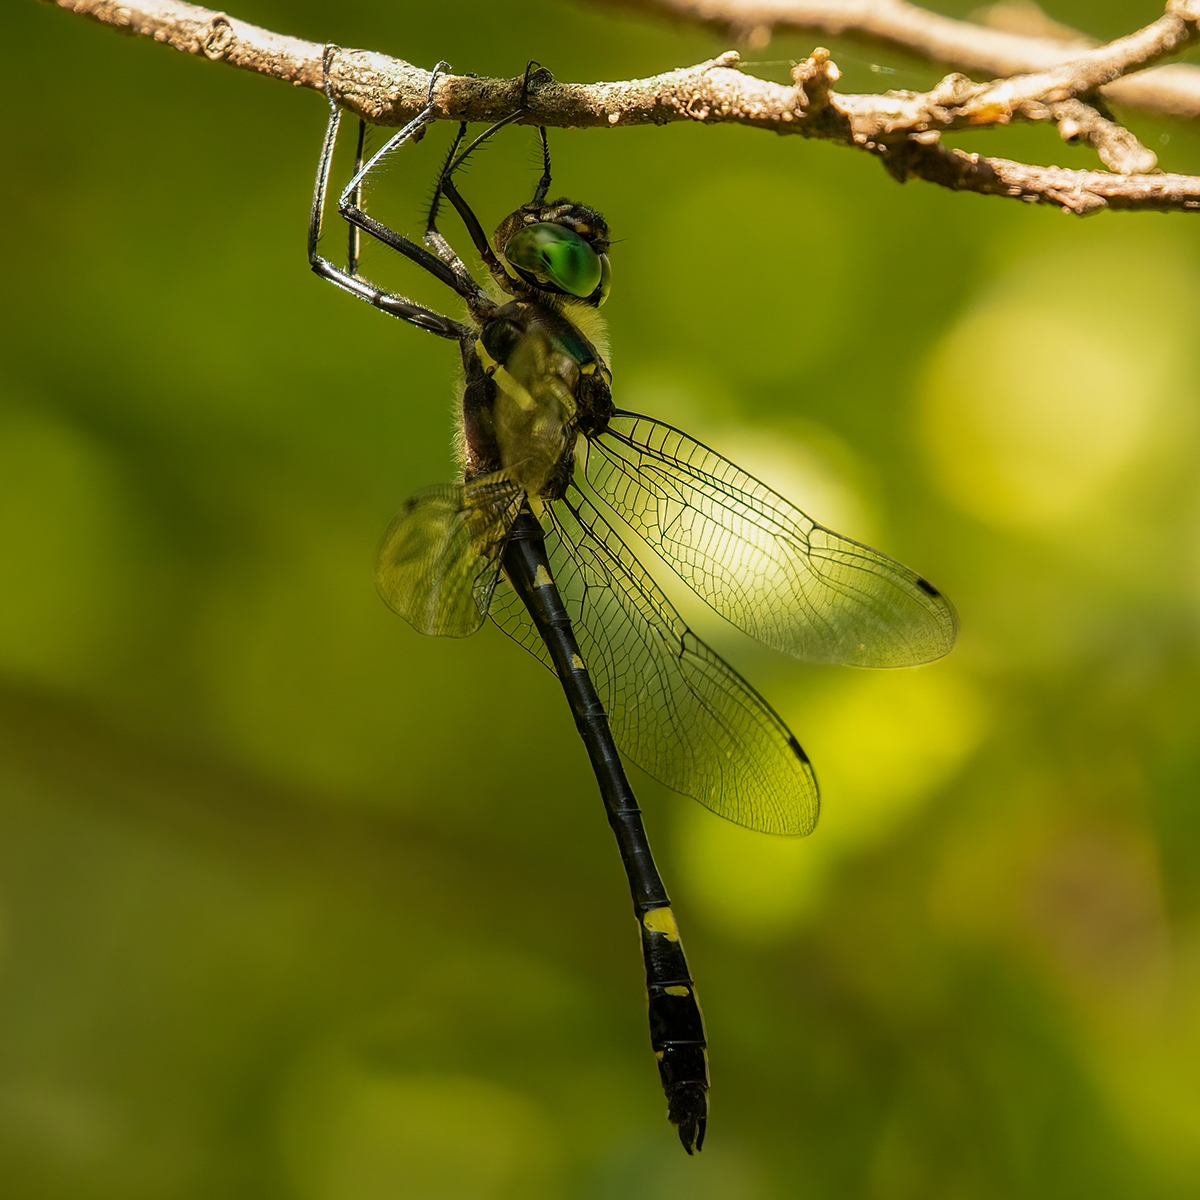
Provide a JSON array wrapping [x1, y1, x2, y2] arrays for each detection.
[[596, 254, 611, 307], [503, 222, 603, 300]]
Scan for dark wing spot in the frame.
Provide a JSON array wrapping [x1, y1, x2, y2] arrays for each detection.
[[787, 734, 811, 765], [915, 576, 941, 598]]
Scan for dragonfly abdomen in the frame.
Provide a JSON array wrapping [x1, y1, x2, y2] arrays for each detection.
[[502, 505, 709, 1153]]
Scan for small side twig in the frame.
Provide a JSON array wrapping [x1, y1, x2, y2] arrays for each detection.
[[884, 140, 1200, 214], [607, 0, 1200, 118], [1040, 99, 1159, 175], [831, 1, 1200, 145]]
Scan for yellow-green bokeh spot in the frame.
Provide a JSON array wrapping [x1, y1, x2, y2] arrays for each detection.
[[677, 668, 988, 942], [920, 231, 1198, 530], [280, 1068, 562, 1200], [650, 170, 852, 383], [0, 403, 140, 689]]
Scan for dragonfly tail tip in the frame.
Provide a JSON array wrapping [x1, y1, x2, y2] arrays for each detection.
[[669, 1085, 708, 1154]]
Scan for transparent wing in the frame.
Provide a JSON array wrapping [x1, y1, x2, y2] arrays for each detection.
[[583, 412, 957, 667], [376, 478, 523, 637], [488, 488, 818, 835], [490, 326, 577, 498]]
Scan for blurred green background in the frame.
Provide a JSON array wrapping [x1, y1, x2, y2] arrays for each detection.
[[5, 1, 1200, 1196]]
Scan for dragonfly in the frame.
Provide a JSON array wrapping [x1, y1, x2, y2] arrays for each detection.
[[307, 60, 957, 1154]]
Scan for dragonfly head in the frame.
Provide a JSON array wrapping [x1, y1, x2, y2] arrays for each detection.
[[495, 201, 611, 308]]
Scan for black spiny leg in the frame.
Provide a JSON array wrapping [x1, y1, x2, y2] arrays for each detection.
[[436, 62, 551, 295], [437, 110, 528, 292], [346, 116, 366, 277], [531, 126, 552, 206], [424, 123, 476, 288], [333, 62, 487, 302], [308, 87, 467, 339]]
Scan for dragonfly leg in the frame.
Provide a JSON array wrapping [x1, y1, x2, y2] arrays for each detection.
[[436, 61, 552, 293], [423, 122, 477, 288], [436, 111, 528, 290], [345, 116, 365, 277], [323, 59, 488, 302], [308, 91, 469, 339], [531, 126, 553, 206]]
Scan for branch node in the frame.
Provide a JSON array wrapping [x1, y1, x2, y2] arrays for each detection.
[[1045, 186, 1108, 215], [1167, 0, 1200, 22], [708, 50, 742, 70], [929, 73, 984, 107], [792, 48, 840, 113], [202, 14, 234, 62]]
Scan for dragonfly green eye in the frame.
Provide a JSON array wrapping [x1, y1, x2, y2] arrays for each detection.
[[596, 254, 611, 307], [504, 223, 603, 299]]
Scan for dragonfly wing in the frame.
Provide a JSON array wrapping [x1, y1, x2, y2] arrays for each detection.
[[583, 412, 957, 667], [376, 479, 523, 637], [488, 488, 818, 835], [489, 325, 577, 498]]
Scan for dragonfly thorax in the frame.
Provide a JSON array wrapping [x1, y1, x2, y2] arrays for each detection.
[[468, 301, 613, 500]]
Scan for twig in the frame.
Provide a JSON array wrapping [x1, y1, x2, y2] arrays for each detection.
[[608, 0, 1200, 118], [42, 0, 1200, 215], [1040, 99, 1159, 175], [885, 141, 1200, 214]]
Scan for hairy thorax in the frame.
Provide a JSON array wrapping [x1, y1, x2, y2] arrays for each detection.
[[461, 298, 613, 500]]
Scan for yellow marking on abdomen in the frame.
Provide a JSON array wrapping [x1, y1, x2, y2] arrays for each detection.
[[664, 985, 690, 997], [570, 653, 585, 670], [643, 907, 679, 942], [533, 565, 553, 588]]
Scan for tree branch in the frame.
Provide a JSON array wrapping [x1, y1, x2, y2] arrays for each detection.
[[608, 0, 1200, 118], [43, 0, 1200, 215]]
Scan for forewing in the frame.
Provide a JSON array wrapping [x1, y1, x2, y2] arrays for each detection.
[[488, 488, 818, 835], [583, 412, 957, 667], [490, 326, 576, 497], [376, 479, 522, 637]]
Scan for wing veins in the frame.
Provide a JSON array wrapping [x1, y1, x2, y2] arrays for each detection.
[[586, 412, 956, 666]]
